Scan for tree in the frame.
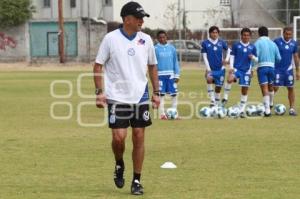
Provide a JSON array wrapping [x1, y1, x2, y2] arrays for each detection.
[[0, 0, 35, 28]]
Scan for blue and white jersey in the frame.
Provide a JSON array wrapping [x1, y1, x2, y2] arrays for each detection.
[[254, 36, 281, 68], [201, 38, 228, 71], [231, 41, 257, 73], [155, 43, 180, 78], [274, 37, 298, 72]]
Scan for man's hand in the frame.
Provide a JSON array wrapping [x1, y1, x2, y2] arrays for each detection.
[[96, 93, 107, 108], [174, 78, 180, 83], [222, 60, 229, 65], [151, 95, 160, 109]]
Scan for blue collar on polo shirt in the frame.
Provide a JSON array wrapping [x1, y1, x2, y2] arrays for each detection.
[[119, 27, 137, 41]]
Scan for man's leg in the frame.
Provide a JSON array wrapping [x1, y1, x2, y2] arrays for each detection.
[[260, 84, 271, 116], [159, 94, 167, 119], [131, 127, 145, 195], [287, 87, 297, 115], [240, 86, 248, 115], [112, 128, 128, 188], [215, 86, 222, 106], [206, 77, 215, 107], [268, 84, 274, 109]]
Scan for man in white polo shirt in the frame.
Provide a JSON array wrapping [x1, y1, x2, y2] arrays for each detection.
[[93, 1, 160, 196]]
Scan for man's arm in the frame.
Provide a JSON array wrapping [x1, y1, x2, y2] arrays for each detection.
[[294, 53, 300, 80], [93, 63, 107, 108], [148, 65, 160, 109]]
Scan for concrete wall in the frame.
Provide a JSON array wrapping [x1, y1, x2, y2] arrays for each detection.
[[0, 24, 29, 62]]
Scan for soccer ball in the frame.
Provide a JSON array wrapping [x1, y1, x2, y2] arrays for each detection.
[[216, 106, 227, 119], [166, 108, 178, 119], [199, 106, 211, 118], [274, 104, 286, 115], [227, 106, 240, 118], [256, 104, 265, 116], [246, 105, 257, 116]]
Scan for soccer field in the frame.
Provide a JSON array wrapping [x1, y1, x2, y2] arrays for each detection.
[[0, 67, 300, 199]]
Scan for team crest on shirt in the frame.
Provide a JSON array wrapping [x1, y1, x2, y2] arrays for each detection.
[[143, 111, 150, 121], [137, 39, 145, 45], [243, 48, 247, 52], [213, 46, 218, 51], [127, 48, 135, 56], [285, 45, 289, 49]]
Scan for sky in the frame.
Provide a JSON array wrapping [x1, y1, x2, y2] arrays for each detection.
[[112, 0, 228, 30]]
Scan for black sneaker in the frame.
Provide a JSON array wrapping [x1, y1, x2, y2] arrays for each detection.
[[114, 165, 124, 188], [131, 179, 144, 195], [221, 99, 227, 107], [240, 112, 246, 118], [264, 112, 271, 117]]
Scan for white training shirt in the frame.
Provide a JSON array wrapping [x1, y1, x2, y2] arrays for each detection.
[[95, 28, 157, 104]]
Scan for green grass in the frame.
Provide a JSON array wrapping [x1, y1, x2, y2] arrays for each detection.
[[0, 69, 300, 199]]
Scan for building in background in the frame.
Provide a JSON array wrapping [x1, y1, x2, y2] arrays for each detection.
[[0, 0, 113, 62]]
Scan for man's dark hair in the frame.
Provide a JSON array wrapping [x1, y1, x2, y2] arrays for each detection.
[[209, 26, 220, 34], [157, 30, 167, 37], [283, 27, 293, 33], [241, 28, 251, 35], [258, 26, 268, 36]]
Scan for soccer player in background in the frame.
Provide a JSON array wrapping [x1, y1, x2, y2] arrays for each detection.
[[222, 28, 257, 116], [254, 26, 281, 117], [201, 26, 230, 107], [93, 1, 160, 195], [155, 30, 180, 119], [273, 27, 300, 116]]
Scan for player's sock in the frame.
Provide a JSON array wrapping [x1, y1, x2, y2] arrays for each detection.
[[223, 83, 232, 101], [240, 95, 248, 112], [116, 159, 124, 168], [133, 172, 141, 183], [269, 91, 274, 108], [215, 92, 221, 106], [263, 95, 271, 114], [171, 95, 178, 110], [207, 84, 215, 106], [159, 96, 165, 116]]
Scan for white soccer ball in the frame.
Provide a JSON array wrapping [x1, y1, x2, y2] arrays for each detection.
[[256, 104, 265, 116], [227, 106, 240, 118], [246, 105, 257, 116], [166, 108, 178, 119], [216, 106, 227, 119], [199, 106, 211, 118], [274, 104, 286, 115]]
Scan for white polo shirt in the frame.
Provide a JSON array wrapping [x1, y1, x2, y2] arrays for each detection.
[[95, 28, 157, 104]]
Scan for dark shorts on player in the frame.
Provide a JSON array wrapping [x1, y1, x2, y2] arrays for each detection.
[[159, 75, 178, 95], [234, 69, 251, 87], [207, 69, 225, 86], [108, 103, 152, 129], [257, 66, 275, 85], [274, 69, 294, 87]]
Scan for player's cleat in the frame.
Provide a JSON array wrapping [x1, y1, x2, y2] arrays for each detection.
[[131, 179, 144, 195], [240, 111, 246, 118], [114, 165, 125, 188], [160, 114, 168, 120], [270, 105, 273, 109], [289, 108, 297, 116], [264, 112, 271, 117], [221, 99, 228, 107]]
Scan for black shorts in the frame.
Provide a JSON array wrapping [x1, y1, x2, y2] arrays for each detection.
[[108, 103, 152, 129]]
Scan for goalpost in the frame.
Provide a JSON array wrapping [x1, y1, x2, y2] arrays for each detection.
[[293, 16, 300, 41]]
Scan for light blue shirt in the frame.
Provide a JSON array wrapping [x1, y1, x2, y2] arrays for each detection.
[[155, 43, 180, 78], [254, 36, 281, 67]]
